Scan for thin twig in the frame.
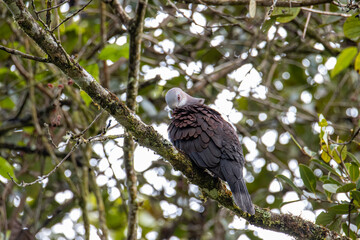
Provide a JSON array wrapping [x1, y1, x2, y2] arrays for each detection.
[[8, 142, 80, 187], [301, 7, 351, 17], [37, 0, 69, 13], [52, 0, 94, 32], [302, 6, 313, 39], [0, 45, 50, 62]]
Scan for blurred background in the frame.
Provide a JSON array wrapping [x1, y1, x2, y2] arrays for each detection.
[[0, 0, 360, 239]]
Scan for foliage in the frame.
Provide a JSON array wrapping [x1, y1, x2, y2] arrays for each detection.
[[0, 0, 360, 239]]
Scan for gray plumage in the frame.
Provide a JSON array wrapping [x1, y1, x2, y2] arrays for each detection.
[[165, 88, 255, 214]]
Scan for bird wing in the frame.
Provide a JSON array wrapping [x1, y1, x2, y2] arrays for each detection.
[[168, 105, 229, 170]]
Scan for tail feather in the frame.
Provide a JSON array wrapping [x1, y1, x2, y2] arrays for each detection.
[[229, 177, 255, 214], [221, 161, 255, 214]]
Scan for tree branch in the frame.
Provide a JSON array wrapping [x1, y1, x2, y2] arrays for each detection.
[[103, 0, 131, 27], [179, 0, 332, 6], [124, 0, 147, 238], [2, 0, 349, 239], [0, 45, 50, 62]]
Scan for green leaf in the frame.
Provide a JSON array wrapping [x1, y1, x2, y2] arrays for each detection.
[[336, 183, 356, 193], [261, 17, 276, 33], [272, 7, 300, 23], [350, 190, 360, 206], [320, 176, 342, 186], [321, 150, 331, 163], [347, 152, 360, 165], [357, 178, 360, 190], [299, 164, 317, 193], [80, 90, 92, 107], [333, 144, 347, 164], [99, 43, 129, 62], [356, 214, 360, 228], [342, 222, 358, 240], [0, 97, 15, 110], [276, 175, 302, 195], [318, 114, 328, 127], [316, 211, 336, 226], [344, 14, 360, 41], [279, 199, 302, 207], [331, 47, 358, 78], [323, 183, 339, 193], [328, 204, 356, 214], [346, 163, 359, 182], [0, 156, 15, 180], [311, 158, 340, 177], [354, 51, 360, 74]]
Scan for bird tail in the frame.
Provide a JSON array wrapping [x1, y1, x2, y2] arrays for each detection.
[[221, 162, 255, 214]]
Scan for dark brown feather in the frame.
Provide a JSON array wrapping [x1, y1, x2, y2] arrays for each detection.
[[167, 103, 254, 214]]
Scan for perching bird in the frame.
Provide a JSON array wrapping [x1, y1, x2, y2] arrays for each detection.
[[165, 88, 255, 214]]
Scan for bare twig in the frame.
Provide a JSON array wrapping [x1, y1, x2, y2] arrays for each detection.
[[52, 0, 94, 32], [0, 45, 49, 62], [301, 6, 351, 17], [8, 142, 80, 187], [302, 6, 313, 39], [37, 0, 69, 13], [103, 0, 131, 26]]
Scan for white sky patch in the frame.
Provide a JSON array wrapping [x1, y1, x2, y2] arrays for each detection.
[[274, 80, 283, 90], [268, 26, 276, 40], [125, 5, 132, 13], [325, 57, 336, 70], [189, 12, 206, 35], [302, 58, 310, 68], [318, 64, 327, 75], [55, 190, 74, 204], [279, 132, 291, 145], [176, 9, 191, 18], [116, 36, 127, 46], [346, 107, 359, 118], [156, 11, 169, 23], [314, 43, 325, 51], [96, 174, 108, 187], [228, 109, 243, 123], [278, 27, 287, 38], [134, 146, 158, 172], [180, 61, 202, 75], [154, 28, 162, 37], [269, 179, 281, 192], [158, 39, 175, 53], [159, 200, 182, 218], [210, 35, 224, 47], [261, 129, 278, 147], [250, 48, 258, 57], [282, 106, 297, 125], [258, 112, 267, 121], [145, 17, 160, 28], [144, 66, 179, 80], [60, 3, 69, 12], [258, 41, 266, 49], [314, 73, 324, 84], [300, 90, 312, 104], [204, 65, 214, 74], [229, 64, 263, 97]]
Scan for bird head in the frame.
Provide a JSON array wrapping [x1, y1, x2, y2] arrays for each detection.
[[165, 88, 205, 110]]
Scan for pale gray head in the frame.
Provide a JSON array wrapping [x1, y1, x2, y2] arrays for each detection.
[[165, 88, 205, 110]]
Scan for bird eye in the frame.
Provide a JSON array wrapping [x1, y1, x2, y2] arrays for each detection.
[[177, 95, 180, 102]]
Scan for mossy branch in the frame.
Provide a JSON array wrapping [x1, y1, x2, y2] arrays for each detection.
[[2, 0, 349, 239]]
